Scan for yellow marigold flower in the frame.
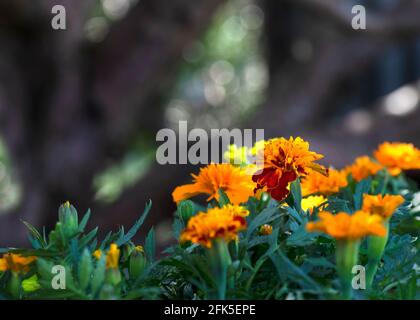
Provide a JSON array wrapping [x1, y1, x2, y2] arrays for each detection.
[[172, 163, 255, 205], [306, 211, 386, 240], [250, 140, 265, 156], [259, 224, 273, 235], [93, 249, 102, 260], [252, 137, 327, 201], [224, 145, 250, 166], [362, 194, 404, 219], [374, 142, 420, 176], [345, 156, 384, 182], [93, 244, 120, 269], [106, 243, 120, 269], [221, 204, 250, 217], [301, 195, 326, 214], [0, 253, 37, 274], [180, 205, 247, 248], [301, 168, 348, 196]]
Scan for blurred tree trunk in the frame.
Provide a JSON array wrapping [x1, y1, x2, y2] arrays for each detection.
[[0, 0, 225, 246]]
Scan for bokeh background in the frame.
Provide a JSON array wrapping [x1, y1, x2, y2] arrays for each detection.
[[0, 0, 419, 247]]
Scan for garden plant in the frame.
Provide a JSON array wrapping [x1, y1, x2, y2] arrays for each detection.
[[0, 137, 419, 300]]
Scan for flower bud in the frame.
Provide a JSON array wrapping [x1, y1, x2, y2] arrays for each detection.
[[129, 249, 147, 279], [8, 272, 21, 299], [258, 224, 273, 236], [178, 200, 195, 223]]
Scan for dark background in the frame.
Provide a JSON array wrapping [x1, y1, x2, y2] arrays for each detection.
[[0, 0, 419, 247]]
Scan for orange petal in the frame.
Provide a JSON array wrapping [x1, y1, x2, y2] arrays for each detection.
[[172, 183, 204, 203]]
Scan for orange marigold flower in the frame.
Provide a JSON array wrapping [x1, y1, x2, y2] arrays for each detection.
[[301, 195, 326, 214], [172, 163, 255, 205], [362, 194, 404, 219], [252, 137, 327, 201], [345, 156, 384, 182], [0, 253, 37, 274], [180, 205, 248, 248], [374, 142, 420, 176], [306, 211, 386, 240], [301, 168, 347, 196]]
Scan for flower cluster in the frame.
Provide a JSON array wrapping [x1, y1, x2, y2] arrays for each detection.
[[0, 253, 37, 274], [0, 137, 417, 301]]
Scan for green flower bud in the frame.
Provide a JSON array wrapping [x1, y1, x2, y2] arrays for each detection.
[[58, 201, 79, 236], [22, 274, 41, 293], [8, 272, 21, 299], [129, 249, 147, 279], [178, 200, 195, 223]]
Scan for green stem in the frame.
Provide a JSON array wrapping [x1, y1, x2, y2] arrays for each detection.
[[208, 240, 232, 300], [335, 240, 360, 300], [366, 220, 389, 289]]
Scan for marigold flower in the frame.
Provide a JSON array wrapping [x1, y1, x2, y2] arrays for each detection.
[[172, 163, 255, 205], [345, 156, 384, 182], [301, 168, 347, 196], [374, 142, 420, 176], [259, 224, 273, 236], [362, 194, 404, 219], [93, 249, 102, 260], [93, 243, 120, 269], [306, 211, 386, 240], [0, 253, 37, 274], [180, 205, 248, 248], [224, 145, 250, 166], [106, 243, 120, 269], [252, 137, 327, 201], [301, 195, 326, 213]]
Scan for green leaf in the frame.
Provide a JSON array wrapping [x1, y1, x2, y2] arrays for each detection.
[[246, 207, 279, 240], [21, 220, 47, 248], [79, 227, 99, 248], [78, 249, 93, 291], [145, 228, 156, 263], [115, 200, 152, 246], [289, 179, 302, 212], [269, 250, 323, 294], [91, 256, 106, 296], [217, 189, 231, 207], [353, 178, 371, 210], [78, 209, 91, 232], [287, 224, 318, 247]]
